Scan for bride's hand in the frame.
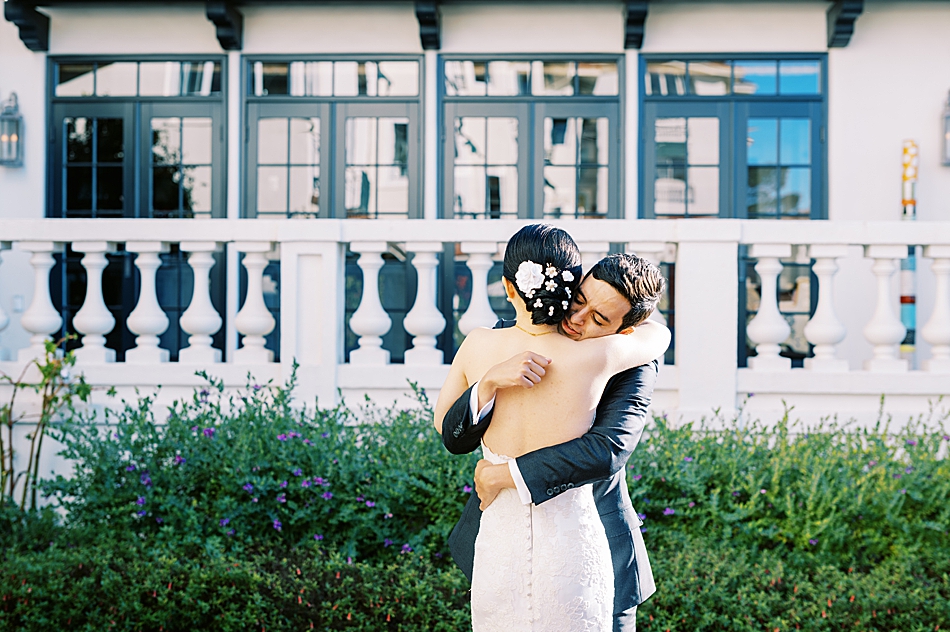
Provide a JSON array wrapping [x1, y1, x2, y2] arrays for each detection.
[[474, 459, 514, 511]]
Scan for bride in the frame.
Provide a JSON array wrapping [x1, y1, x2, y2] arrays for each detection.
[[434, 224, 670, 631]]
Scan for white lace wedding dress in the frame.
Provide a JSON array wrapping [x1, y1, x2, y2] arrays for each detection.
[[470, 442, 613, 632]]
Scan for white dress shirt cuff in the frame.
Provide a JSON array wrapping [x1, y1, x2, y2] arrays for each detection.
[[469, 381, 495, 424], [508, 460, 533, 505]]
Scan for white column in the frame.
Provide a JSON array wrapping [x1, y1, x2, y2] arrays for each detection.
[[745, 244, 791, 371], [862, 245, 908, 372], [179, 242, 223, 364], [403, 242, 446, 365], [16, 242, 64, 362], [627, 241, 668, 326], [423, 50, 439, 220], [921, 245, 950, 372], [71, 241, 118, 363], [803, 244, 849, 372], [0, 242, 10, 337], [125, 241, 170, 364], [348, 242, 391, 365], [578, 241, 609, 275], [458, 242, 500, 335], [233, 242, 277, 364]]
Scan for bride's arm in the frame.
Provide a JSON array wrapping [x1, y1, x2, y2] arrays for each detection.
[[603, 319, 671, 372], [433, 327, 486, 434]]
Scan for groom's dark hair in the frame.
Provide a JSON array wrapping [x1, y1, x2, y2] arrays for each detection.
[[587, 254, 666, 332]]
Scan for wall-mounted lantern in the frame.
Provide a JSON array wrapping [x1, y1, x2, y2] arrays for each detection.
[[943, 91, 950, 166], [0, 93, 24, 167]]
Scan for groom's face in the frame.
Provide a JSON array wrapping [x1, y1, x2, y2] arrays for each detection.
[[559, 276, 632, 340]]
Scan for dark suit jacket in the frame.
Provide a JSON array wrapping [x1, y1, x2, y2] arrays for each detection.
[[442, 320, 658, 613]]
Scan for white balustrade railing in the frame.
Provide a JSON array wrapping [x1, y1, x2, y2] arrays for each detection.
[[0, 218, 948, 420]]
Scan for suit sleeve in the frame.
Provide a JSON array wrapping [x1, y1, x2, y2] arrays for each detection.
[[513, 360, 658, 505]]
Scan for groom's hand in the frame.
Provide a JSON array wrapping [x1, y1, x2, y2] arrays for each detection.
[[474, 459, 515, 510], [477, 352, 553, 410]]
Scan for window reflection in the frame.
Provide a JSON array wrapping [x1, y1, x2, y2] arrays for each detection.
[[344, 117, 409, 218], [687, 61, 730, 96], [63, 117, 125, 217], [57, 64, 95, 97], [251, 60, 419, 97], [644, 61, 687, 97], [779, 61, 820, 95], [151, 117, 213, 218], [256, 117, 321, 218], [454, 117, 518, 218], [543, 117, 609, 219], [653, 116, 719, 218], [733, 61, 777, 95]]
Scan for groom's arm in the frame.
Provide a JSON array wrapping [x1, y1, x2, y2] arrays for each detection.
[[478, 360, 658, 506], [441, 384, 495, 455]]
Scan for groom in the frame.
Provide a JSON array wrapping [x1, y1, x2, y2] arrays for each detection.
[[441, 252, 666, 632]]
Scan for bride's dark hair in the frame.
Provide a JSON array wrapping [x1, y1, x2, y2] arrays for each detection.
[[503, 224, 582, 326]]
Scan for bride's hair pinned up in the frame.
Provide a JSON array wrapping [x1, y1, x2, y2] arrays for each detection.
[[503, 224, 582, 326]]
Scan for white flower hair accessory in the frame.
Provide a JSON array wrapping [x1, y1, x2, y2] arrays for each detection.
[[548, 305, 555, 316], [565, 287, 571, 298], [544, 279, 558, 292], [545, 264, 558, 278], [562, 270, 574, 282], [516, 261, 545, 296], [562, 300, 569, 310], [534, 299, 543, 308]]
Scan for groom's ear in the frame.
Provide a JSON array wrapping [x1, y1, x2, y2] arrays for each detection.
[[618, 326, 635, 335]]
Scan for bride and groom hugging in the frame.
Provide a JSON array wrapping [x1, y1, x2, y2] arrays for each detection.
[[434, 224, 670, 632]]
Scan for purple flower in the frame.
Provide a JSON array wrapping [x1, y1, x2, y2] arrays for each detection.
[[356, 495, 364, 503], [313, 477, 326, 486], [809, 539, 818, 546], [640, 527, 647, 533], [900, 488, 907, 494], [174, 455, 186, 465], [732, 491, 741, 497], [684, 457, 693, 462], [203, 428, 215, 438], [199, 388, 210, 399], [303, 439, 312, 446], [227, 529, 235, 536], [277, 434, 288, 442], [253, 384, 261, 391], [140, 474, 152, 487], [332, 459, 338, 464], [400, 544, 412, 554], [243, 483, 254, 493], [252, 497, 258, 503], [301, 480, 311, 488], [760, 489, 767, 494], [384, 513, 393, 519], [632, 474, 642, 481], [279, 480, 288, 489], [125, 464, 136, 472], [292, 468, 303, 477], [137, 510, 147, 517], [384, 538, 393, 547], [277, 493, 287, 503], [365, 501, 376, 507], [155, 517, 163, 524], [637, 513, 646, 521], [688, 502, 695, 508], [748, 392, 755, 398], [219, 518, 230, 527], [289, 432, 300, 439], [322, 492, 333, 500], [463, 485, 473, 494], [943, 435, 950, 441], [905, 466, 914, 473], [893, 473, 902, 479], [321, 432, 330, 439], [663, 507, 675, 516], [314, 534, 324, 541], [191, 426, 199, 432], [136, 496, 146, 506], [869, 460, 877, 467], [906, 439, 917, 446], [273, 519, 282, 531], [347, 557, 353, 565]]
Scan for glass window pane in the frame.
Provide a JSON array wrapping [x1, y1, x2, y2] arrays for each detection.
[[644, 61, 686, 97], [487, 61, 530, 96], [344, 167, 376, 217], [334, 62, 360, 97], [151, 118, 181, 165], [345, 118, 378, 165], [579, 118, 608, 165], [377, 61, 419, 96], [577, 62, 618, 96], [376, 166, 410, 214], [257, 166, 287, 213], [181, 118, 212, 165], [97, 118, 125, 163], [95, 62, 138, 97], [486, 118, 518, 165], [66, 118, 92, 163], [377, 118, 409, 165], [687, 117, 719, 166], [153, 167, 181, 212], [688, 61, 730, 96], [289, 61, 333, 97], [57, 64, 95, 97], [577, 167, 608, 216], [687, 166, 718, 215], [655, 118, 687, 165], [779, 167, 811, 217], [779, 61, 820, 95], [253, 62, 288, 96], [66, 166, 93, 210], [532, 61, 574, 96], [140, 62, 182, 97], [258, 118, 288, 164], [454, 166, 486, 216], [733, 61, 777, 95], [747, 167, 778, 218], [181, 61, 221, 96], [747, 118, 778, 166], [545, 118, 577, 166], [486, 166, 518, 217], [455, 117, 485, 165], [543, 166, 576, 217], [654, 167, 686, 216], [359, 62, 379, 96], [780, 119, 810, 165], [182, 166, 212, 216], [289, 165, 320, 216], [444, 61, 487, 96], [289, 118, 321, 165]]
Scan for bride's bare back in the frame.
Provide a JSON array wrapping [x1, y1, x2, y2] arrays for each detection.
[[456, 324, 662, 458]]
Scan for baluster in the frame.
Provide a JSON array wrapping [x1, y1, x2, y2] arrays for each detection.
[[0, 242, 10, 339], [862, 245, 908, 372], [746, 244, 792, 371], [234, 242, 277, 364], [628, 241, 668, 326], [125, 242, 170, 364], [73, 242, 118, 363], [179, 242, 223, 364], [349, 242, 391, 365], [403, 242, 446, 365], [803, 244, 849, 372], [921, 245, 950, 372], [578, 241, 609, 275], [16, 242, 64, 362], [458, 242, 500, 335]]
